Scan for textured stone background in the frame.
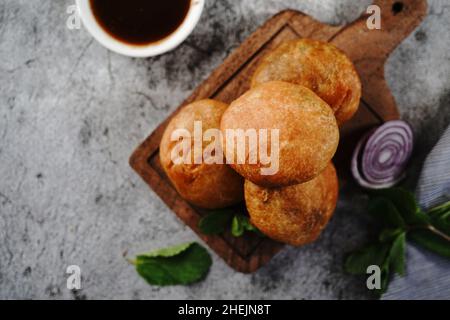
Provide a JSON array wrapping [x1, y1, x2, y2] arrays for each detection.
[[0, 0, 449, 299]]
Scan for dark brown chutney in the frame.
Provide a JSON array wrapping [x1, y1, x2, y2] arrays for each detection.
[[90, 0, 191, 45]]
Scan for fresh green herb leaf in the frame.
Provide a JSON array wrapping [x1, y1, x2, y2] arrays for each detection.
[[387, 232, 406, 276], [246, 224, 266, 237], [344, 243, 390, 275], [346, 188, 450, 297], [379, 257, 391, 295], [428, 200, 450, 218], [239, 215, 258, 232], [368, 197, 405, 228], [199, 211, 265, 238], [231, 215, 265, 237], [138, 242, 192, 258], [428, 201, 450, 236], [231, 215, 245, 237], [241, 217, 255, 231], [133, 242, 212, 286], [430, 215, 450, 238], [379, 228, 404, 242], [373, 188, 429, 226], [409, 229, 450, 259], [198, 210, 233, 235], [365, 233, 405, 296]]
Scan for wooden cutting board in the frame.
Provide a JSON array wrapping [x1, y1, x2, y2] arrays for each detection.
[[130, 0, 427, 273]]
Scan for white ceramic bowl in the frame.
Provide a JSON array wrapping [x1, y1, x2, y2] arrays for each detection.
[[76, 0, 205, 58]]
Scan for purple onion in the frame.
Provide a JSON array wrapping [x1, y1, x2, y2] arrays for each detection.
[[351, 120, 413, 189]]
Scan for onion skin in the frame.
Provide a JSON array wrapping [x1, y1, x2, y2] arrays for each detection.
[[351, 121, 413, 189]]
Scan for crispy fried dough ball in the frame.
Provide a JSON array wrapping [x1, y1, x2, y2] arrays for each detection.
[[220, 81, 339, 187], [245, 163, 338, 246], [160, 99, 244, 209], [251, 39, 361, 125]]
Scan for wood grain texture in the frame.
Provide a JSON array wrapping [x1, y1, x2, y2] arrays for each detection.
[[130, 0, 427, 273]]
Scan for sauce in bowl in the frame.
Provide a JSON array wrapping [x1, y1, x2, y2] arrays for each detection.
[[90, 0, 191, 45]]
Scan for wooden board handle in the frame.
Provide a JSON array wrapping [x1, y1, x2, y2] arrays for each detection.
[[363, 0, 428, 58], [330, 0, 427, 121]]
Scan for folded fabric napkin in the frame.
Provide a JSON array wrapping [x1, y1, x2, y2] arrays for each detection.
[[383, 125, 450, 300]]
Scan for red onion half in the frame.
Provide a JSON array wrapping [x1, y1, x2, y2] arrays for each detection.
[[351, 120, 413, 189]]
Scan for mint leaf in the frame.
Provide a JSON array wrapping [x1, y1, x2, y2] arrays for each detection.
[[346, 233, 404, 296], [428, 201, 450, 236], [374, 188, 429, 226], [409, 229, 450, 259], [379, 258, 391, 295], [388, 232, 406, 276], [368, 197, 405, 228], [241, 217, 255, 230], [347, 189, 450, 296], [431, 214, 450, 236], [231, 215, 245, 237], [344, 243, 390, 275], [379, 228, 404, 242], [428, 200, 450, 218], [134, 242, 212, 286], [139, 242, 192, 258], [198, 210, 232, 235], [239, 215, 259, 233], [231, 215, 264, 237]]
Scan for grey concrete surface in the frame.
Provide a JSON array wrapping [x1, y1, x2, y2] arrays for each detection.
[[0, 0, 449, 299]]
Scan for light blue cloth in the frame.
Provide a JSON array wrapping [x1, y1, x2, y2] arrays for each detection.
[[383, 126, 450, 300]]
